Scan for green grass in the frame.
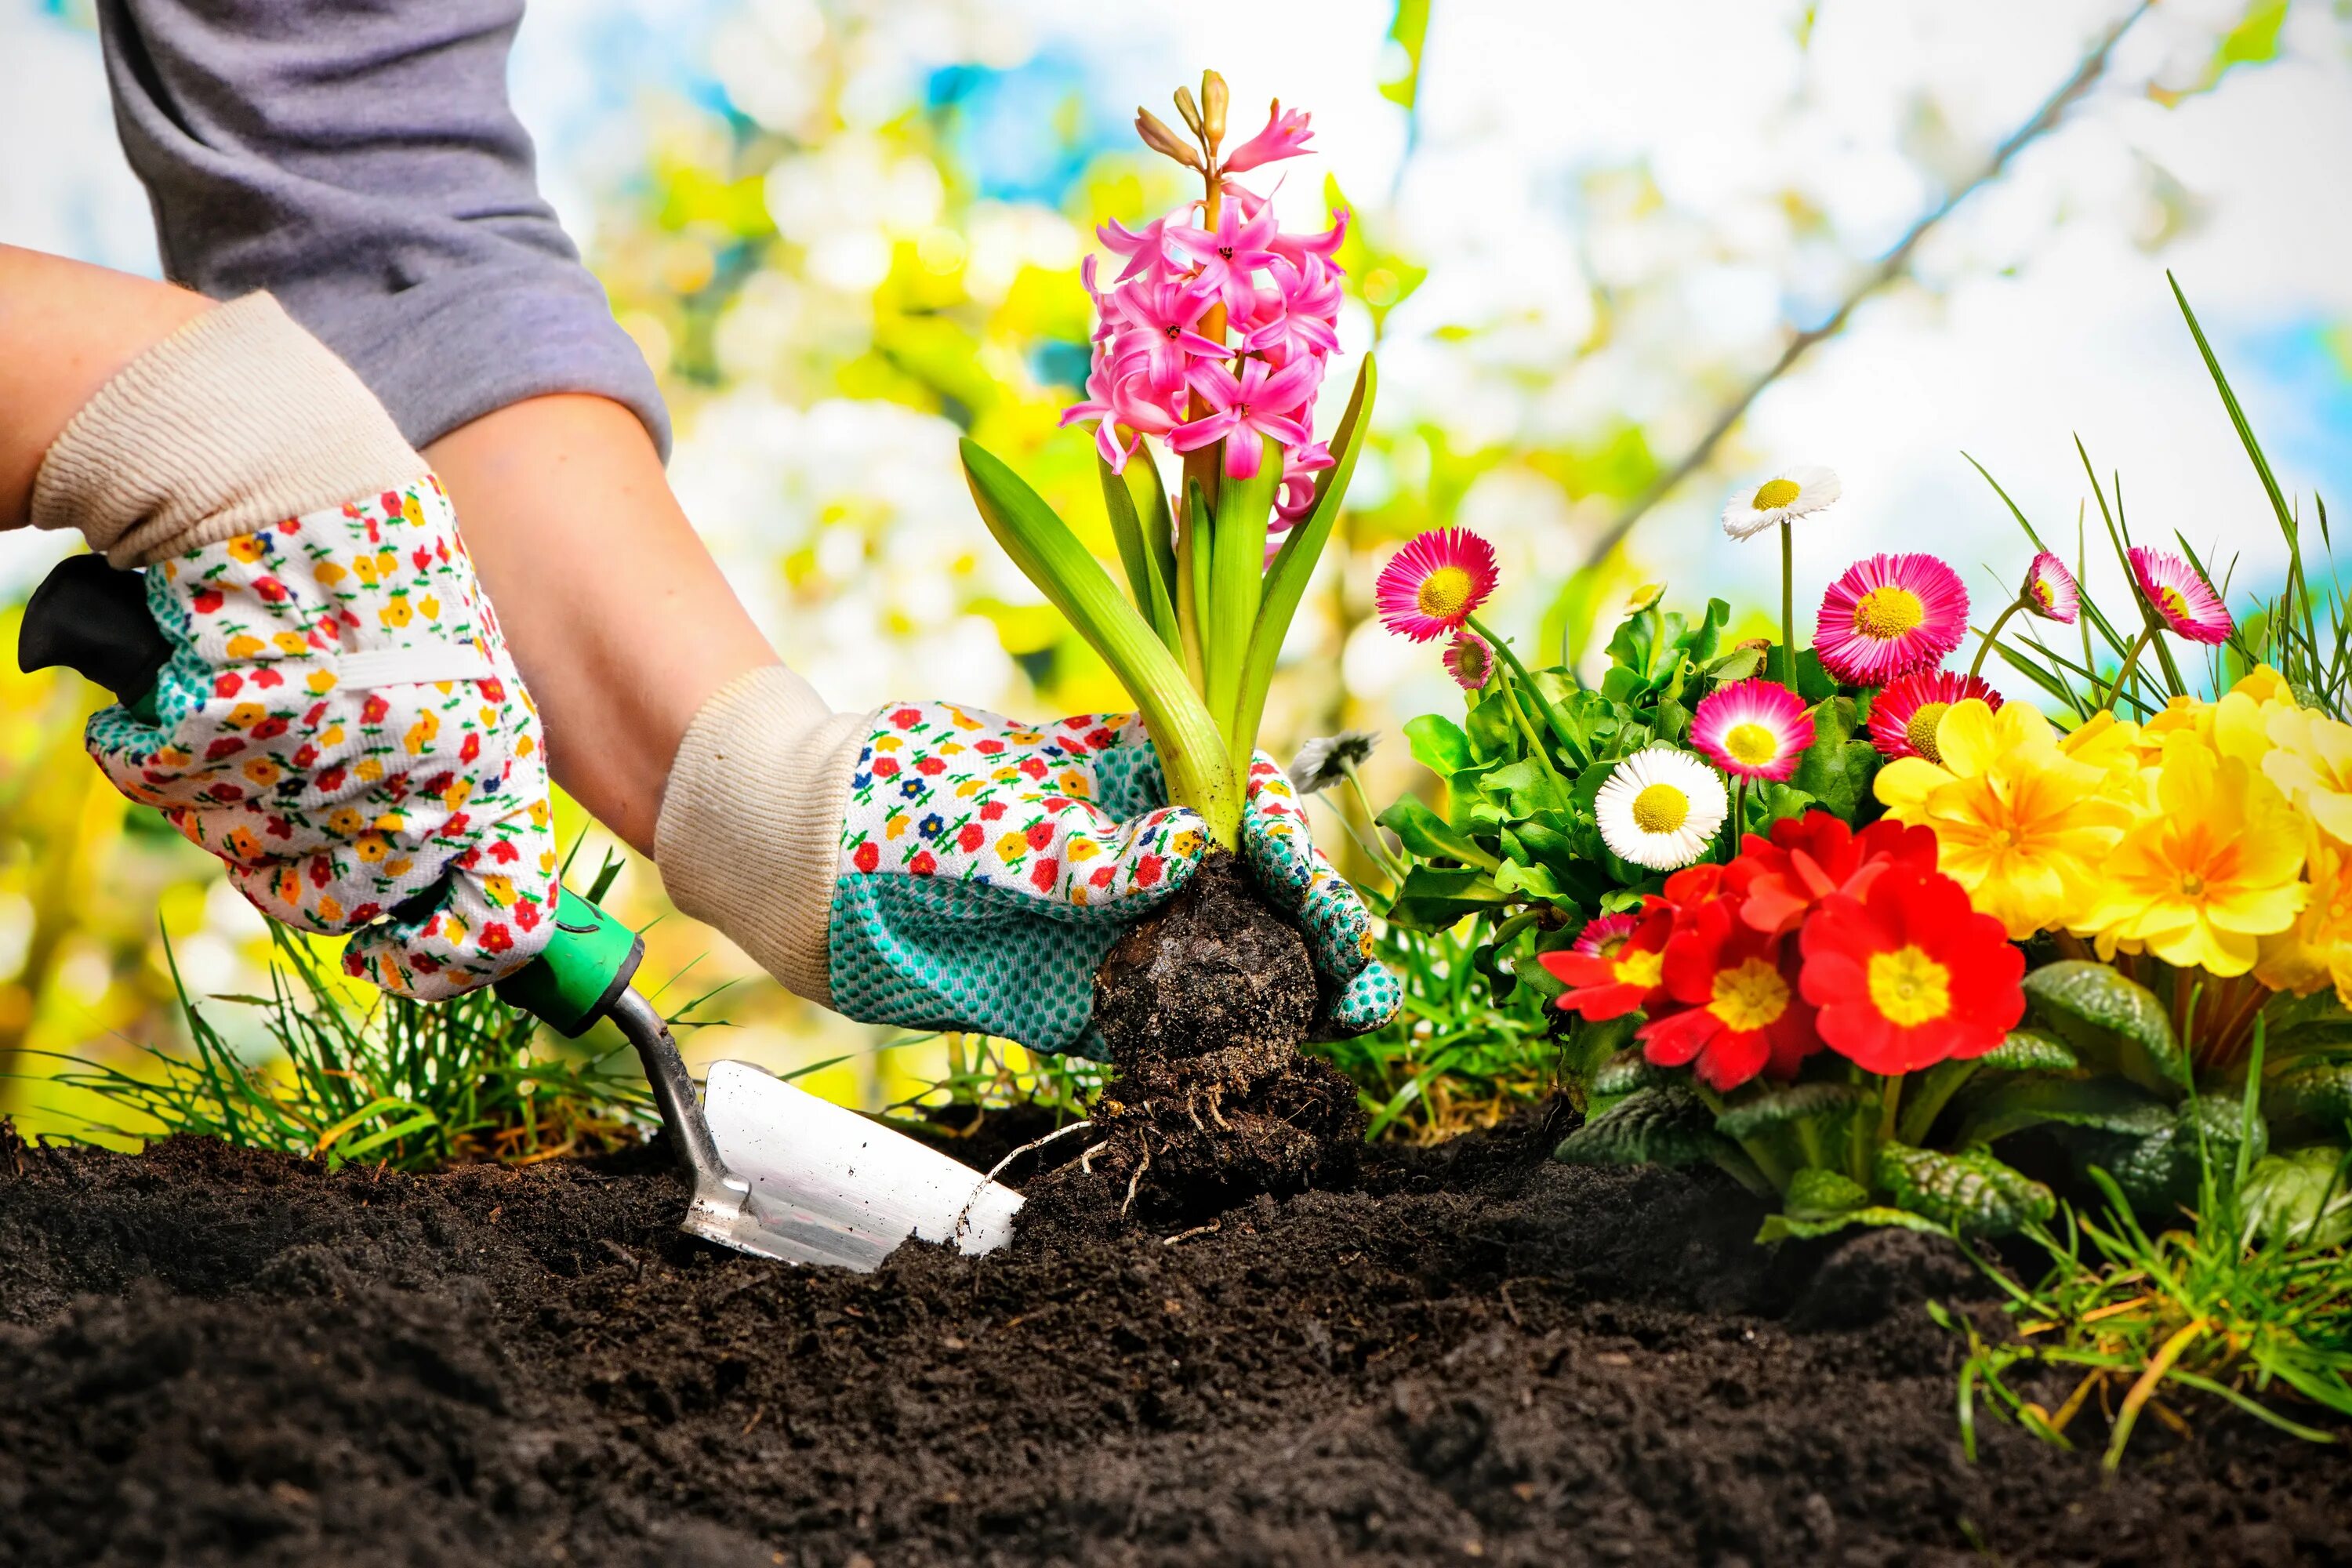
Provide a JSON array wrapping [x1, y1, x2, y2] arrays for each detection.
[[32, 855, 696, 1170], [1934, 1055, 2352, 1467]]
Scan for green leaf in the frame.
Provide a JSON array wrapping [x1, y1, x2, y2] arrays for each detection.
[[1385, 866, 1513, 931], [963, 441, 1238, 839], [1378, 795, 1501, 871], [2074, 1095, 2270, 1215], [1786, 699, 1879, 821], [1236, 357, 1374, 763], [1712, 1082, 1868, 1141], [1555, 1083, 1731, 1170], [2241, 1145, 2352, 1249], [2021, 960, 2188, 1094], [1403, 712, 1474, 775], [1098, 454, 1181, 654], [1782, 1165, 1871, 1221], [1207, 435, 1280, 763], [1757, 1205, 1947, 1245], [1377, 0, 1430, 109], [1875, 1142, 2055, 1238], [1978, 1029, 2080, 1074], [2266, 1058, 2352, 1129], [1953, 1074, 2173, 1145], [1591, 1045, 1675, 1101], [1704, 646, 1764, 682]]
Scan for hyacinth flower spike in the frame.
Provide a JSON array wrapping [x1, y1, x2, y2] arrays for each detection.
[[967, 71, 1375, 850]]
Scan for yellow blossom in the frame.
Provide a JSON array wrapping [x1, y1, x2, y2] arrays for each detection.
[[2083, 735, 2307, 976], [1875, 699, 2131, 939], [2261, 705, 2352, 845]]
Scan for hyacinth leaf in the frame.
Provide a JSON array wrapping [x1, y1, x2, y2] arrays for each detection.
[[1951, 1074, 2172, 1146], [2021, 960, 2187, 1095], [1590, 1045, 1678, 1102], [1978, 1028, 2081, 1074], [1385, 866, 1512, 931], [1233, 355, 1375, 764], [959, 441, 1240, 843], [1377, 795, 1501, 872], [1098, 456, 1181, 655], [1875, 1142, 2056, 1239], [2265, 1058, 2352, 1130], [1712, 1081, 1869, 1141], [1554, 1083, 1729, 1171], [2240, 1145, 2352, 1249], [1131, 454, 1183, 637], [1207, 435, 1279, 764]]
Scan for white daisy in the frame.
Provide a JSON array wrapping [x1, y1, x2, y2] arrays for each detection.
[[1594, 748, 1729, 871], [1721, 465, 1841, 541]]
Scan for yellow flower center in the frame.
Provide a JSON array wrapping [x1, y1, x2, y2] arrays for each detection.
[[1631, 783, 1690, 834], [1417, 566, 1475, 621], [2157, 585, 2190, 622], [1751, 477, 1802, 510], [2030, 578, 2055, 610], [1709, 957, 1790, 1031], [1723, 722, 1780, 766], [1904, 701, 1951, 763], [1613, 947, 1664, 990], [1867, 945, 1952, 1027], [2180, 871, 2205, 898], [1853, 586, 1926, 641]]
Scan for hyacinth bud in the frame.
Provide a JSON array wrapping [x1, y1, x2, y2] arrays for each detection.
[[1201, 71, 1229, 145], [1134, 107, 1204, 171], [1172, 84, 1205, 139]]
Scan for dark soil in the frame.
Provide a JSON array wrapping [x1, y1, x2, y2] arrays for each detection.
[[1077, 852, 1365, 1219], [3, 1111, 2347, 1567]]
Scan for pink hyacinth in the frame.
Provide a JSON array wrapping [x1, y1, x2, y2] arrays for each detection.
[[1063, 103, 1350, 546]]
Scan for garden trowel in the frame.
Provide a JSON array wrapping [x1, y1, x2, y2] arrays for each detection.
[[17, 553, 1022, 1271]]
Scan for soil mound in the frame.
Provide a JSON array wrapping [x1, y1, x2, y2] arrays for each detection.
[[2, 1116, 2347, 1566]]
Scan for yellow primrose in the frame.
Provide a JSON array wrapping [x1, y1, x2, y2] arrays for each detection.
[[2082, 734, 2307, 977], [1876, 699, 2132, 940], [2261, 705, 2352, 845]]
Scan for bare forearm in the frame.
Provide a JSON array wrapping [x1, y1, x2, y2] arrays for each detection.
[[0, 245, 211, 526], [422, 394, 777, 855]]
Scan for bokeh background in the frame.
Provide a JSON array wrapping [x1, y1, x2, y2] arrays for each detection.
[[5, 0, 2350, 1140]]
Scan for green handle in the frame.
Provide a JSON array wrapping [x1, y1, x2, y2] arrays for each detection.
[[495, 887, 644, 1037]]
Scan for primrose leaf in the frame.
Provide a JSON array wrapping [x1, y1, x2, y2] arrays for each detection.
[[1875, 1143, 2056, 1238], [2022, 960, 2188, 1094], [1380, 795, 1498, 869], [1977, 1028, 2080, 1074], [1385, 866, 1513, 931], [2266, 1058, 2352, 1129], [1952, 1074, 2172, 1145], [1591, 1045, 1678, 1101], [1756, 1205, 1947, 1244], [2073, 1096, 2269, 1215], [1555, 1083, 1730, 1170], [1784, 1165, 1870, 1220], [1712, 1082, 1870, 1140], [2241, 1145, 2352, 1249], [1403, 713, 1475, 776]]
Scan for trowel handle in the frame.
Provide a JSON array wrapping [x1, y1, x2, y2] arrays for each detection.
[[494, 887, 644, 1037], [17, 554, 167, 722]]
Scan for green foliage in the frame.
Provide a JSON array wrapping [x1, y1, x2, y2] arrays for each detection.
[[1555, 1082, 1733, 1171], [1875, 1142, 2056, 1238], [39, 924, 664, 1170], [2019, 960, 2188, 1094], [2242, 1145, 2352, 1250]]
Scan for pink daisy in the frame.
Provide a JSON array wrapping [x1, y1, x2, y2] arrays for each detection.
[[1866, 670, 2002, 764], [1443, 629, 1497, 691], [2021, 551, 2078, 625], [1813, 554, 1969, 687], [1571, 911, 1642, 959], [2129, 546, 2231, 644], [1690, 678, 1811, 782], [1374, 528, 1501, 642]]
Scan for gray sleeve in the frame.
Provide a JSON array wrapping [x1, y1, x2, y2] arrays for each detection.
[[93, 0, 670, 458]]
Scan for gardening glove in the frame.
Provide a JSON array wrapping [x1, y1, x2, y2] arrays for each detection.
[[30, 293, 559, 1000], [652, 682, 1399, 1054]]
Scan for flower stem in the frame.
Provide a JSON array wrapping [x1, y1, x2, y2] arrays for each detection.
[[1725, 778, 1746, 864], [2104, 621, 2158, 713], [1780, 519, 1797, 691], [1466, 613, 1588, 765], [1341, 759, 1410, 886], [1490, 658, 1552, 764], [1877, 1072, 1904, 1152], [1966, 597, 2026, 682]]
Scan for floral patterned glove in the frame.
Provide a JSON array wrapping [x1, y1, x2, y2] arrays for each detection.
[[84, 475, 559, 1000], [828, 703, 1399, 1054]]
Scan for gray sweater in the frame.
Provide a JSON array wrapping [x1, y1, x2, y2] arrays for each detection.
[[94, 0, 671, 457]]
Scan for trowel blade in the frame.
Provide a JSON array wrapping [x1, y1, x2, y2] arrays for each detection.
[[698, 1059, 1025, 1271]]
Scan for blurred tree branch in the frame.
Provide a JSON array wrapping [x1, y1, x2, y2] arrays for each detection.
[[1577, 0, 2156, 571]]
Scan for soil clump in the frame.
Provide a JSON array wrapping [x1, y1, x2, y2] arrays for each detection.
[[3, 1111, 2347, 1566], [1065, 852, 1366, 1221]]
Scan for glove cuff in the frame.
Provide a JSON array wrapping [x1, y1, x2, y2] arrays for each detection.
[[652, 664, 873, 1007], [30, 292, 427, 567]]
